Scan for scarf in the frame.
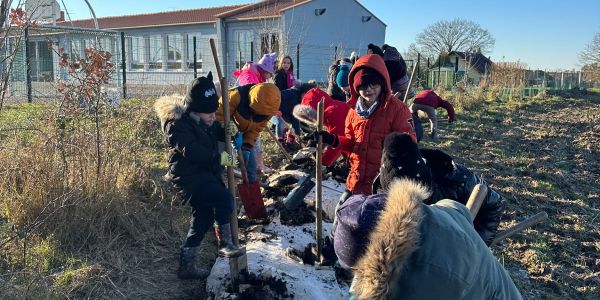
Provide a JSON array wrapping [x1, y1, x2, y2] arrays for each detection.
[[355, 96, 380, 119], [286, 69, 295, 89]]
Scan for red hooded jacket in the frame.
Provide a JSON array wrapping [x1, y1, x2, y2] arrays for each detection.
[[298, 88, 350, 166], [413, 90, 455, 121], [335, 54, 417, 195]]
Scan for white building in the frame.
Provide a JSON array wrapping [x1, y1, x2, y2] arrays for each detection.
[[54, 0, 386, 84]]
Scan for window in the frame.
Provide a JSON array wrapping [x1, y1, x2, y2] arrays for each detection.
[[166, 34, 183, 70], [98, 37, 115, 53], [129, 36, 145, 70], [235, 30, 253, 69], [69, 39, 82, 59], [148, 35, 163, 70], [260, 33, 278, 55], [187, 33, 202, 70], [83, 38, 96, 50]]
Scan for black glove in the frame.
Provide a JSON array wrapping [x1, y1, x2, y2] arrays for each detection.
[[306, 130, 338, 147]]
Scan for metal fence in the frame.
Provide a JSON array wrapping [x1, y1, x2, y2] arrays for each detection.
[[3, 25, 122, 103], [2, 25, 598, 104], [2, 25, 369, 103]]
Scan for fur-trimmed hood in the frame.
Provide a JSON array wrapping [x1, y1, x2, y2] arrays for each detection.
[[154, 94, 186, 130], [351, 179, 430, 299], [292, 88, 349, 135]]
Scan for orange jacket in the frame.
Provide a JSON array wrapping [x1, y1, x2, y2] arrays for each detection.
[[335, 54, 417, 195], [216, 83, 281, 148]]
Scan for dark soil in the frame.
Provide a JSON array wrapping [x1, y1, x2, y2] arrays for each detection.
[[280, 202, 315, 225]]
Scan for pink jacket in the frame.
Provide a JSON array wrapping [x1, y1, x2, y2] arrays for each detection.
[[233, 62, 265, 86]]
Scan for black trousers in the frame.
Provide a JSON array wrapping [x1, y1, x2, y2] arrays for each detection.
[[182, 181, 233, 248]]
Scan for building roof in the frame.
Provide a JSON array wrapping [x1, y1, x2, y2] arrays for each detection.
[[450, 51, 493, 74], [216, 0, 312, 20], [55, 4, 247, 29], [53, 1, 316, 30]]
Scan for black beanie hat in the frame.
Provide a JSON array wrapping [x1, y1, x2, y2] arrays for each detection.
[[367, 43, 384, 57], [184, 71, 219, 113], [378, 132, 432, 191]]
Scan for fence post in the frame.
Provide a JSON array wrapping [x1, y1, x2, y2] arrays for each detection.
[[120, 32, 127, 99], [416, 53, 420, 88], [426, 57, 430, 88], [454, 56, 459, 85], [296, 43, 300, 80], [24, 26, 32, 103], [543, 69, 547, 88], [578, 71, 582, 89], [250, 41, 254, 62], [193, 36, 197, 78], [437, 55, 441, 88], [560, 72, 564, 90]]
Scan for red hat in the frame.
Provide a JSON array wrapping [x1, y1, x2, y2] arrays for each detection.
[[353, 67, 385, 92]]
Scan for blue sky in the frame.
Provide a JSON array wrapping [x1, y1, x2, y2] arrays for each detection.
[[45, 0, 600, 70]]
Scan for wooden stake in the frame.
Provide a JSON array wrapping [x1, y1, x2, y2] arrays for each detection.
[[315, 100, 324, 263], [210, 38, 246, 292], [465, 184, 488, 219], [490, 212, 548, 247], [402, 62, 418, 103], [264, 127, 294, 163]]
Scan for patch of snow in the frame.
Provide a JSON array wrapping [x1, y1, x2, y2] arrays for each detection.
[[304, 179, 346, 220], [207, 216, 349, 300]]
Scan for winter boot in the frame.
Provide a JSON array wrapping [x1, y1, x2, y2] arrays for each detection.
[[214, 224, 244, 258], [177, 246, 210, 279]]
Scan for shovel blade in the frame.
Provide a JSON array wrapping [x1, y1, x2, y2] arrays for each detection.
[[283, 175, 315, 210], [238, 181, 266, 219]]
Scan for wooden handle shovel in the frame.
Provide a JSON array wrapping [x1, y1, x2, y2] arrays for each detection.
[[315, 100, 324, 263], [210, 38, 246, 293]]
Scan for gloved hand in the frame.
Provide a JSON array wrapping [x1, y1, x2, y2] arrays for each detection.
[[227, 122, 238, 136], [307, 130, 338, 147], [232, 132, 243, 150], [220, 151, 236, 167]]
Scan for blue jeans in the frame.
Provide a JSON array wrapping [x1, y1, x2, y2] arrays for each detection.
[[245, 149, 258, 183]]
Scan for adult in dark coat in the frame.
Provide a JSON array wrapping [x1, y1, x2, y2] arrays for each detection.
[[154, 72, 243, 280], [372, 132, 504, 244]]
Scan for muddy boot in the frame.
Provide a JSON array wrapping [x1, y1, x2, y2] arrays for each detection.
[[178, 246, 210, 279], [214, 224, 244, 258]]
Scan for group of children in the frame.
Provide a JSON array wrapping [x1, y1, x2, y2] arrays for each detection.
[[154, 43, 521, 299]]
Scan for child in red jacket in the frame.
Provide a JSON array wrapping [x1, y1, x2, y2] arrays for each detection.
[[293, 88, 350, 166], [411, 89, 455, 141]]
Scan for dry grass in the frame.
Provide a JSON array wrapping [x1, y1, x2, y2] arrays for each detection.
[[0, 100, 215, 299], [2, 88, 598, 299]]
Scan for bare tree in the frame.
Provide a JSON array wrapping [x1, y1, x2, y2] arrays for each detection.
[[580, 31, 600, 85], [415, 18, 495, 58], [580, 31, 600, 65]]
